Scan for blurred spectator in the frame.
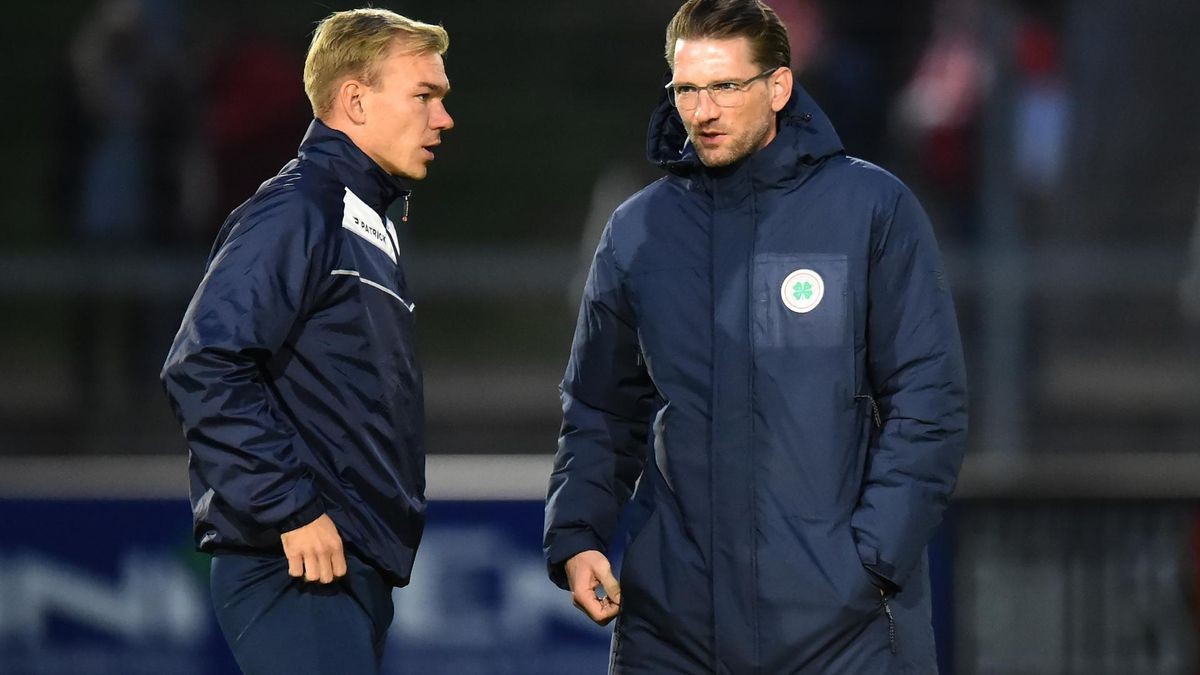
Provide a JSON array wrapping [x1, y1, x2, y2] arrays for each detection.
[[1011, 16, 1068, 201], [774, 0, 923, 163], [770, 0, 826, 74], [893, 0, 987, 242], [67, 0, 195, 415], [201, 13, 311, 230], [72, 0, 159, 243]]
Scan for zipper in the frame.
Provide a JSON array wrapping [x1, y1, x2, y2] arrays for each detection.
[[861, 391, 893, 655], [882, 594, 897, 654], [382, 219, 401, 261], [384, 194, 408, 259], [855, 394, 882, 428]]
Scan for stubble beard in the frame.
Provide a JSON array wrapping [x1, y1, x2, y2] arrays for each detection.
[[689, 114, 774, 168]]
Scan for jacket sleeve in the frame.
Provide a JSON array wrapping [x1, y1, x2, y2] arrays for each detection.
[[544, 223, 657, 589], [850, 186, 968, 590], [161, 196, 329, 534]]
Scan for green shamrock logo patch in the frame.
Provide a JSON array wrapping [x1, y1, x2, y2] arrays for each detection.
[[781, 269, 824, 313]]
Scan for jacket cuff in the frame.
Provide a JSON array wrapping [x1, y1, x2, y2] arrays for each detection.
[[275, 496, 327, 535], [546, 529, 606, 590]]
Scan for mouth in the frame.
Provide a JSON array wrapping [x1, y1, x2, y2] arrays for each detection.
[[696, 131, 726, 147], [421, 141, 440, 160]]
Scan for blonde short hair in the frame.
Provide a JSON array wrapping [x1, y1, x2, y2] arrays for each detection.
[[304, 8, 449, 118]]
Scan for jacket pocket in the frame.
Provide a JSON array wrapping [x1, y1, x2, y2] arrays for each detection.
[[753, 254, 858, 517], [843, 524, 898, 656], [752, 253, 850, 352], [837, 524, 884, 609]]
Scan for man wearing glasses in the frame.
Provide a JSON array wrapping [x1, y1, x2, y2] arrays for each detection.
[[544, 0, 967, 672]]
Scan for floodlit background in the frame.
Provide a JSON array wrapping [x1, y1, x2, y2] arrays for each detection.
[[1, 0, 1198, 673]]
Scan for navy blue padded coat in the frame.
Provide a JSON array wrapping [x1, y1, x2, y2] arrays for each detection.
[[545, 83, 967, 673]]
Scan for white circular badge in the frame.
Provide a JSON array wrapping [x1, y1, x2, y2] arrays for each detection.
[[781, 269, 824, 313]]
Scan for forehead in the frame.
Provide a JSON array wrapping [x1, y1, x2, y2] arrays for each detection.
[[376, 48, 449, 88], [672, 37, 758, 82]]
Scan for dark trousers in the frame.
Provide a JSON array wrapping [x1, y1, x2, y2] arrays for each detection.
[[210, 551, 395, 675]]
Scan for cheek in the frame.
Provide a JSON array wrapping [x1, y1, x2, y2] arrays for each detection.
[[380, 99, 418, 134], [732, 111, 763, 138], [402, 109, 427, 139]]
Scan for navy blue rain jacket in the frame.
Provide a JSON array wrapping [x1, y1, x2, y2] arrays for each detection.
[[545, 83, 967, 673], [162, 120, 425, 587]]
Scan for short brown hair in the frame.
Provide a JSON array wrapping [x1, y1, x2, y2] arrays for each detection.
[[665, 0, 790, 71], [304, 8, 449, 118]]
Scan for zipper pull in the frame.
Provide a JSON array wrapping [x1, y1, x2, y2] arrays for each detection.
[[855, 394, 882, 428], [401, 193, 411, 223], [882, 596, 897, 654]]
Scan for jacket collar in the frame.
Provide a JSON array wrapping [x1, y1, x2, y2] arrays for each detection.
[[297, 118, 411, 212], [645, 77, 844, 196]]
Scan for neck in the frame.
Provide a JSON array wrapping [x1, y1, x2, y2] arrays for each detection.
[[320, 115, 390, 174], [756, 116, 779, 153]]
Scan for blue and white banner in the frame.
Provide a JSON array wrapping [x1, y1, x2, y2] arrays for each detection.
[[0, 454, 971, 674], [0, 499, 224, 675], [0, 495, 612, 674]]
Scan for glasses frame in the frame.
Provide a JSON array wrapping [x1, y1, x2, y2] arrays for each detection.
[[665, 67, 781, 110]]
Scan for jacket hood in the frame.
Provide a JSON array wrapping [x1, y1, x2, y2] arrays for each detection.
[[646, 76, 844, 180]]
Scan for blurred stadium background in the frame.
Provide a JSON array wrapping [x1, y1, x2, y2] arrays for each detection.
[[1, 0, 1198, 673]]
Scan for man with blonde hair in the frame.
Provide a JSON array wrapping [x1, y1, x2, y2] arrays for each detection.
[[162, 8, 453, 673]]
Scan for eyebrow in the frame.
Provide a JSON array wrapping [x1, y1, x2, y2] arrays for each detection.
[[415, 81, 450, 96], [670, 77, 739, 87]]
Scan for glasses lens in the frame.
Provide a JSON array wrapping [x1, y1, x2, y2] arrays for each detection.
[[710, 87, 742, 108]]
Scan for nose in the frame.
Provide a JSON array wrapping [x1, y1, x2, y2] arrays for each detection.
[[432, 100, 454, 131], [691, 89, 719, 124]]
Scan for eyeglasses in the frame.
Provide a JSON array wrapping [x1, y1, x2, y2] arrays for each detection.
[[665, 67, 780, 111]]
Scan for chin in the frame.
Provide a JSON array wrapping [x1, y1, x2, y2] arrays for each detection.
[[392, 164, 427, 181], [697, 150, 736, 168]]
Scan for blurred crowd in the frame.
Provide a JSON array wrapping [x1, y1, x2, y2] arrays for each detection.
[[57, 0, 312, 249], [54, 0, 1082, 260], [4, 0, 1198, 457]]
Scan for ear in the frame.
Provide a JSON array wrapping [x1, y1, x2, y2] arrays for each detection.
[[335, 79, 369, 125], [769, 67, 793, 113]]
